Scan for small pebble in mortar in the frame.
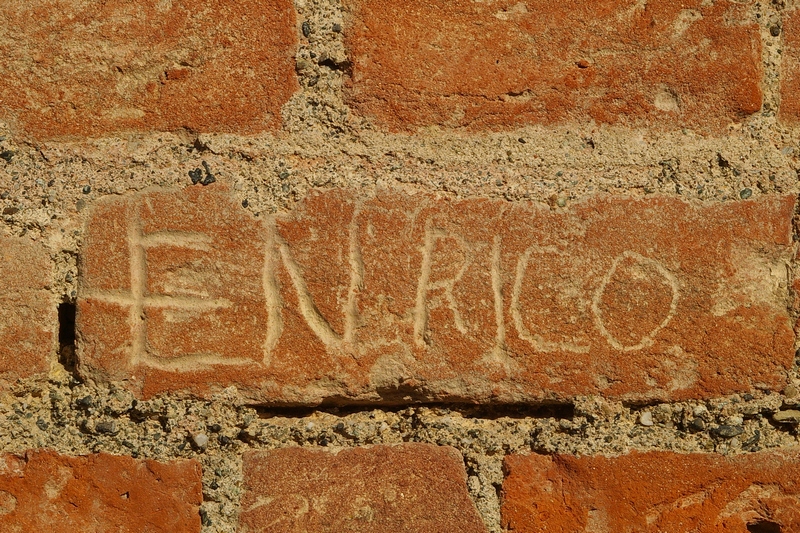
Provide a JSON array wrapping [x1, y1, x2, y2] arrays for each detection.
[[192, 433, 209, 450]]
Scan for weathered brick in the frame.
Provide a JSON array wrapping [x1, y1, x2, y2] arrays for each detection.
[[77, 185, 271, 394], [0, 0, 297, 139], [343, 0, 762, 132], [239, 444, 487, 533], [77, 186, 796, 402], [0, 235, 54, 384], [0, 450, 201, 532], [501, 450, 800, 532], [780, 10, 800, 123]]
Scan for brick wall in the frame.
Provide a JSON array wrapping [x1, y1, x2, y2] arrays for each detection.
[[1, 0, 800, 531]]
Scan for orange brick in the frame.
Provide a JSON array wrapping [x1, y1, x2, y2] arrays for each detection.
[[780, 11, 800, 123], [77, 187, 796, 402], [239, 444, 487, 533], [501, 450, 800, 532], [0, 450, 201, 532], [0, 0, 298, 139], [0, 235, 54, 384], [77, 185, 271, 391], [343, 0, 762, 132]]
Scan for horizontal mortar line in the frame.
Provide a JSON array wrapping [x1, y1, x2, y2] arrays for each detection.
[[83, 290, 231, 310], [139, 230, 213, 250]]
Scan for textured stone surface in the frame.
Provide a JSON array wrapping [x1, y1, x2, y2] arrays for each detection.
[[77, 186, 795, 403], [239, 444, 487, 533], [0, 0, 297, 139], [0, 235, 54, 384], [343, 0, 762, 132], [501, 450, 800, 532], [0, 450, 201, 532]]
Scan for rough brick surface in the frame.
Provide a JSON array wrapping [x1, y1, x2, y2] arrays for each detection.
[[77, 186, 795, 403], [0, 0, 297, 139], [77, 185, 270, 395], [502, 450, 800, 532], [0, 450, 201, 532], [343, 0, 762, 132], [0, 236, 54, 384], [780, 10, 800, 123], [239, 444, 487, 533]]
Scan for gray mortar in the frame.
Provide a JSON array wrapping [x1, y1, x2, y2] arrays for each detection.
[[1, 1, 800, 532]]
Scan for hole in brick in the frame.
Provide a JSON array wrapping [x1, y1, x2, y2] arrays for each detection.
[[58, 302, 77, 372], [747, 520, 782, 533]]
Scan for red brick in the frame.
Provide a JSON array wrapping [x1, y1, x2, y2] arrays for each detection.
[[0, 236, 54, 384], [501, 450, 800, 532], [77, 185, 271, 391], [0, 0, 297, 139], [0, 450, 201, 532], [239, 444, 487, 533], [343, 0, 762, 132], [780, 11, 800, 123], [77, 187, 796, 402]]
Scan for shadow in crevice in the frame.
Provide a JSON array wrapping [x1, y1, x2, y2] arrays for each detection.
[[747, 520, 782, 533], [253, 402, 575, 421], [58, 301, 77, 374]]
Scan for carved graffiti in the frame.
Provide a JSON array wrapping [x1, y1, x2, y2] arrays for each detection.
[[76, 188, 796, 401], [82, 191, 689, 371], [413, 225, 473, 346], [511, 245, 591, 354], [82, 215, 253, 370], [591, 251, 679, 352]]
